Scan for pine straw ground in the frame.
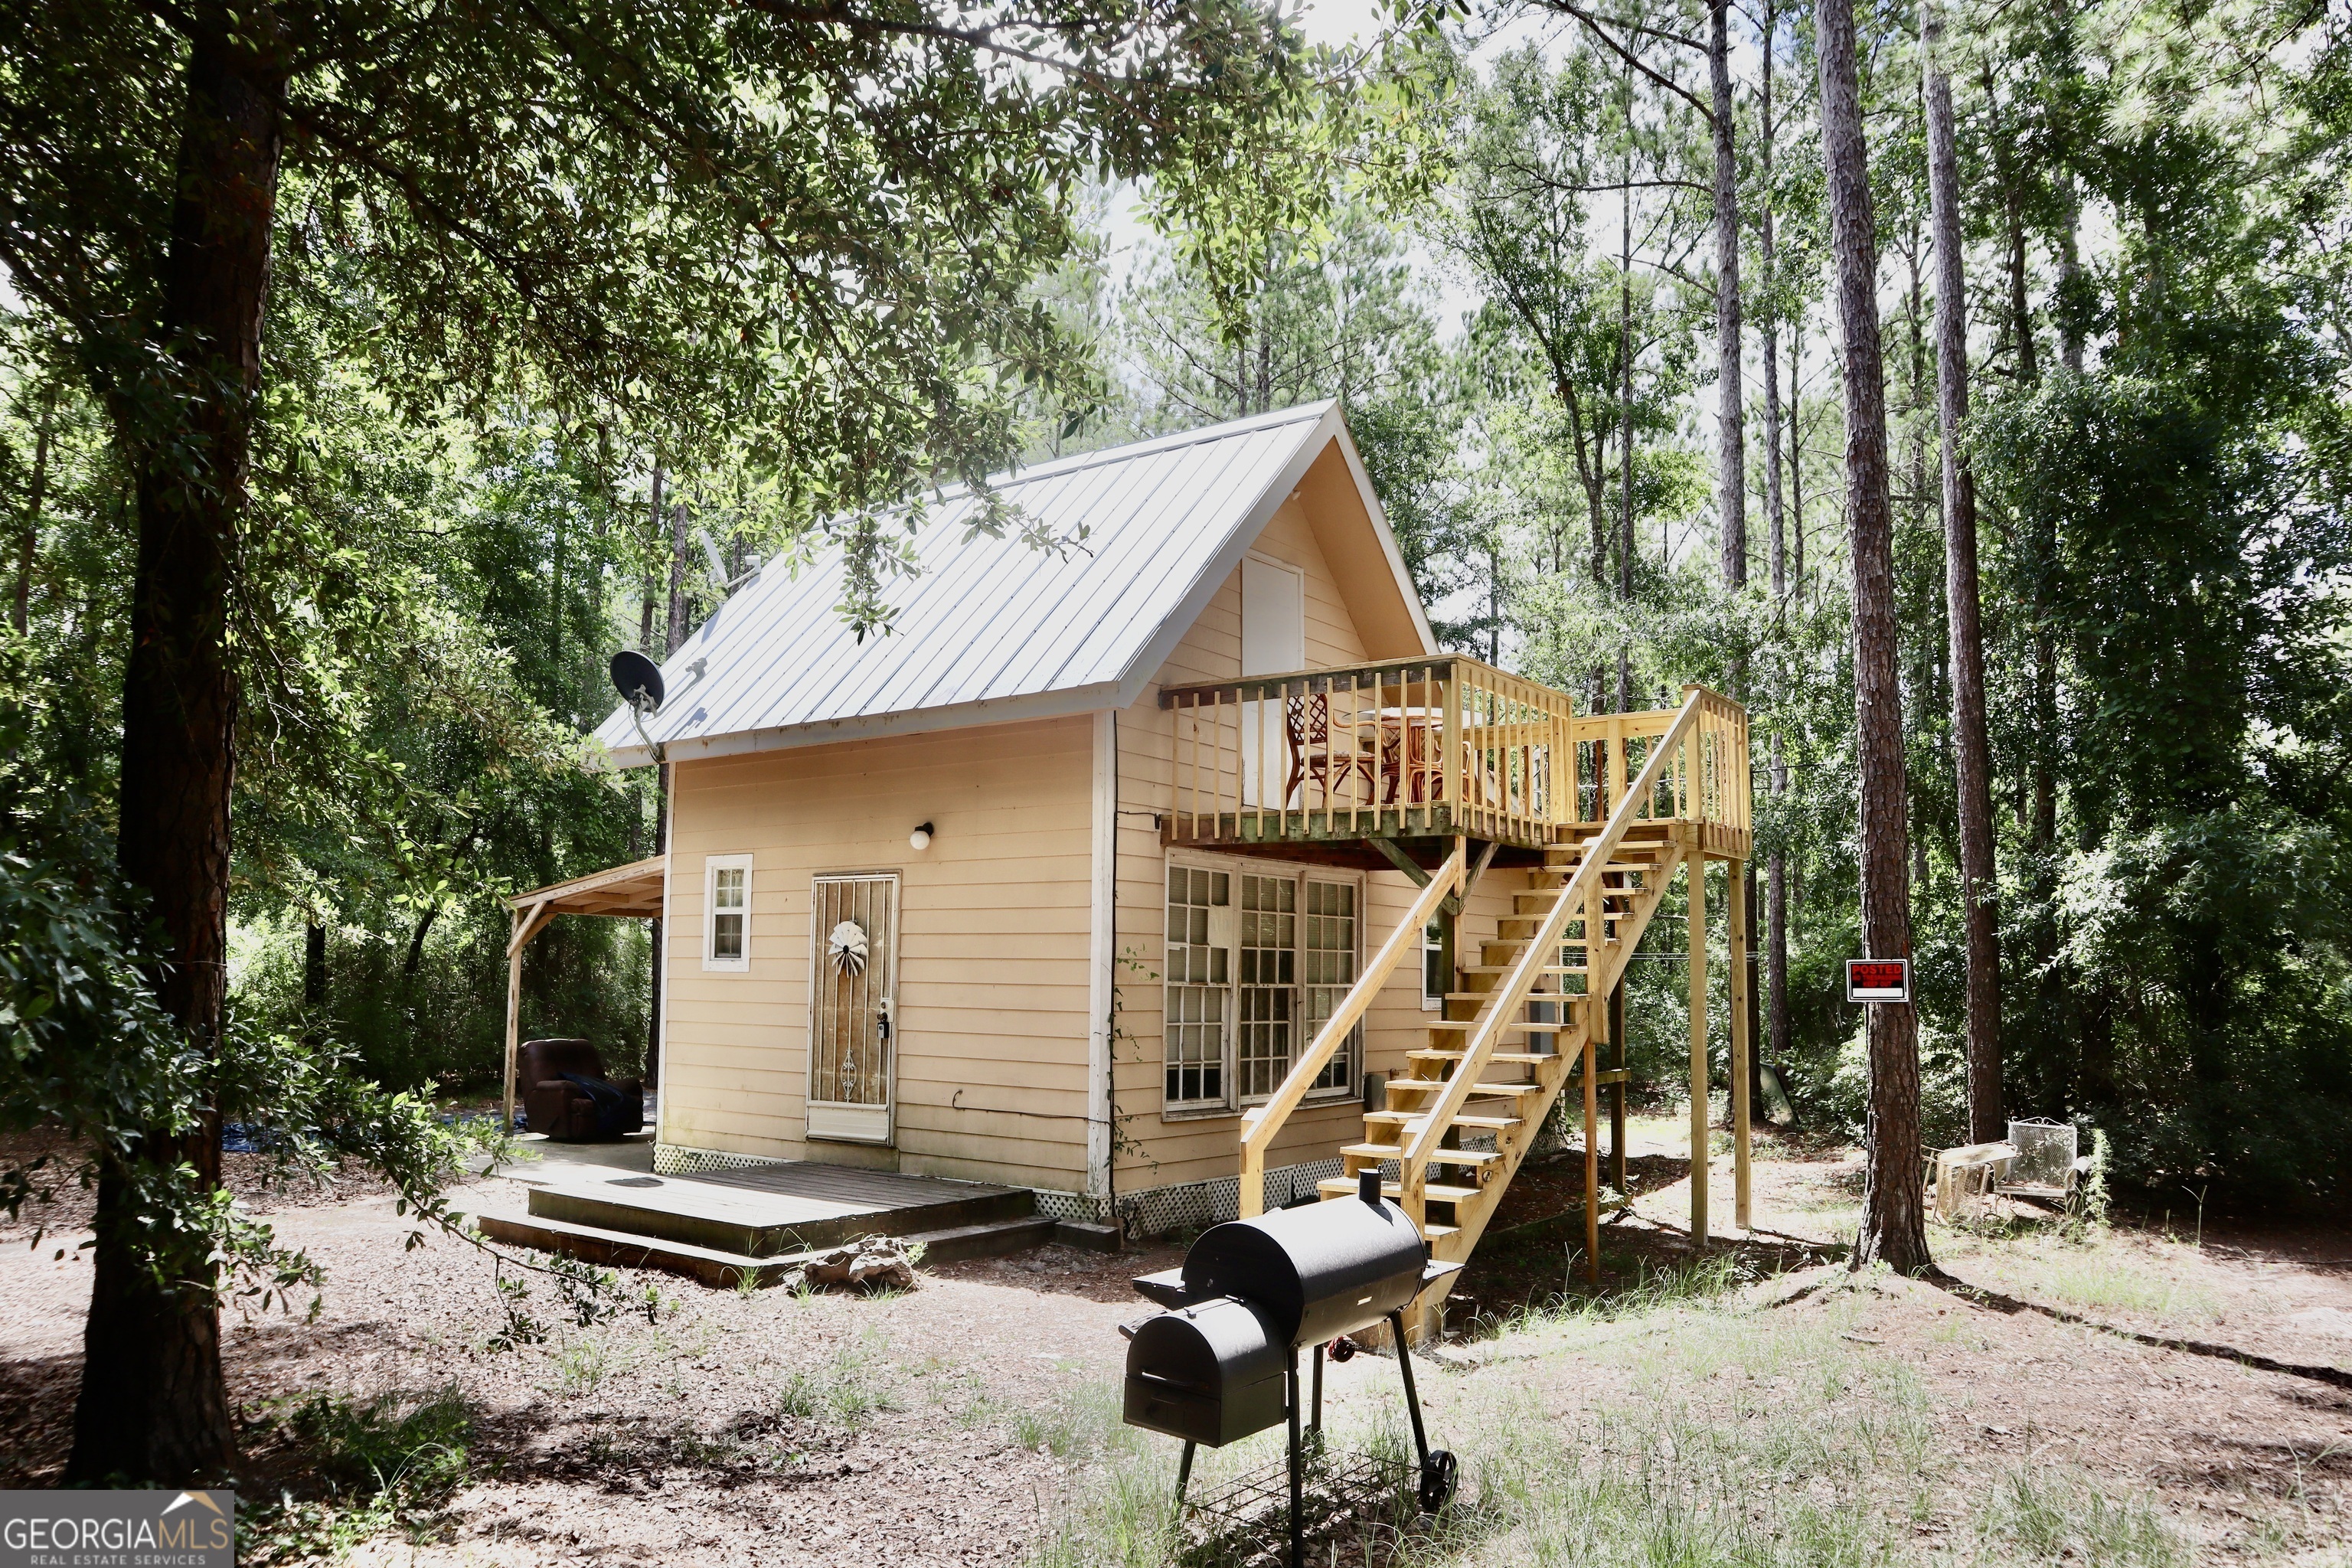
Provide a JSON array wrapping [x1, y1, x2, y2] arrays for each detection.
[[0, 1123, 2346, 1566]]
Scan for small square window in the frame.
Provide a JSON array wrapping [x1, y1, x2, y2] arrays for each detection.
[[704, 855, 752, 972]]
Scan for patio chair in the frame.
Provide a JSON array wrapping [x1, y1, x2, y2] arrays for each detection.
[[519, 1037, 645, 1141], [1284, 692, 1378, 805]]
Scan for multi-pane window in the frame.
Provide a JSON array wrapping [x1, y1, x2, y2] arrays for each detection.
[[1236, 874, 1298, 1101], [1165, 867, 1230, 1107], [1164, 858, 1361, 1112], [704, 855, 751, 971], [1422, 919, 1447, 1010], [1302, 881, 1360, 1092]]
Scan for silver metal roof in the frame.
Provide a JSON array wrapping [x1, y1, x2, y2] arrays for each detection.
[[591, 401, 1431, 768]]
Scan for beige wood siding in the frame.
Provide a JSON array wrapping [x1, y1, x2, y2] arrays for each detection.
[[657, 442, 1464, 1205], [659, 715, 1093, 1191], [1108, 494, 1484, 1194]]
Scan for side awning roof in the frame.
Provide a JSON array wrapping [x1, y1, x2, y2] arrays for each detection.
[[507, 855, 666, 920]]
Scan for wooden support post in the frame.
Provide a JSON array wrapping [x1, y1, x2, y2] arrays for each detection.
[[1687, 847, 1709, 1246], [503, 910, 523, 1134], [1608, 982, 1628, 1194], [503, 898, 554, 1135], [1583, 841, 1606, 1284], [1583, 1023, 1600, 1284], [1729, 855, 1753, 1232]]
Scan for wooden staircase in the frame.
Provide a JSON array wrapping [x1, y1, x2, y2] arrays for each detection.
[[1228, 684, 1750, 1326], [1316, 824, 1681, 1269]]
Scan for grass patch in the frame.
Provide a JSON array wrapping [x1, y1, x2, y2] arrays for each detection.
[[240, 1385, 475, 1566], [549, 1338, 612, 1396], [1009, 1381, 1123, 1462], [1476, 1250, 1762, 1342], [1947, 1228, 2227, 1329], [773, 1334, 903, 1428], [1975, 1465, 2192, 1567]]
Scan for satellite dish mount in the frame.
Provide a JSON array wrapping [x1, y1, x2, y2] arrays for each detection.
[[609, 651, 667, 763]]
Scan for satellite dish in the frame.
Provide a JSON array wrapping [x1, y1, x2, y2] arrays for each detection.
[[609, 650, 665, 712]]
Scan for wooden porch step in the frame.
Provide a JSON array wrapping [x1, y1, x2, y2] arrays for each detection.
[[1387, 1079, 1546, 1101], [1318, 1178, 1483, 1204], [1341, 1143, 1501, 1170], [1513, 891, 1638, 912], [1406, 1049, 1557, 1067], [1546, 849, 1675, 867], [1383, 1081, 1552, 1105], [1429, 1018, 1569, 1033], [1364, 1111, 1521, 1132], [1462, 964, 1587, 978], [1445, 988, 1579, 1003], [1524, 872, 1658, 893]]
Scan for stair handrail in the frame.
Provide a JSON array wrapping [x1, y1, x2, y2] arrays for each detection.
[[1238, 842, 1467, 1218], [1396, 688, 1710, 1227]]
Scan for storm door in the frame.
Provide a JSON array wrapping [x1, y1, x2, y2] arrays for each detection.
[[808, 872, 899, 1144]]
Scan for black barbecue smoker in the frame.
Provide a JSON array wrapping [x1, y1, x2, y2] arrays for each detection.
[[1121, 1172, 1460, 1568]]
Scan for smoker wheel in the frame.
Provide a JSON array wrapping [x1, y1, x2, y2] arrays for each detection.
[[1417, 1449, 1458, 1513]]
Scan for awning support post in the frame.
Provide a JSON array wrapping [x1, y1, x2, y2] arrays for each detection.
[[503, 911, 522, 1135]]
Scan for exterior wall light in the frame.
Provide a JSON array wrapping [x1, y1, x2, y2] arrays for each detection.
[[909, 822, 935, 851]]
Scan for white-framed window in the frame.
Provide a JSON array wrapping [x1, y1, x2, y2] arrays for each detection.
[[1164, 853, 1362, 1116], [704, 854, 753, 972]]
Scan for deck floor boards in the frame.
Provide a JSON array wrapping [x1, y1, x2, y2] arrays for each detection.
[[686, 1161, 1018, 1210]]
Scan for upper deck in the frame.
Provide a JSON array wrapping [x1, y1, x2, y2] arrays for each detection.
[[1157, 655, 1749, 867]]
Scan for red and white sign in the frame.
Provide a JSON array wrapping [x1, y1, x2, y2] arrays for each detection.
[[1845, 959, 1911, 1003]]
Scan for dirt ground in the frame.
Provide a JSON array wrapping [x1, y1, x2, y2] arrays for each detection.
[[3, 1125, 2347, 1565]]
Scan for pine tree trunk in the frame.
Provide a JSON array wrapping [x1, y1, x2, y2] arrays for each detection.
[[72, 9, 288, 1483], [2058, 175, 2085, 374], [1923, 1, 2002, 1145], [1815, 0, 1931, 1276], [1762, 25, 1792, 1073], [304, 916, 326, 1011], [1619, 74, 1637, 716], [1710, 0, 1746, 588], [12, 388, 52, 636], [1790, 324, 1805, 592]]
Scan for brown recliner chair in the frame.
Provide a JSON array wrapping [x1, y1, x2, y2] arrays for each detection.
[[518, 1038, 645, 1141]]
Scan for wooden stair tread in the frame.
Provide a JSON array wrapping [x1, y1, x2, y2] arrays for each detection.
[[1364, 1111, 1520, 1132], [1318, 1178, 1482, 1204], [1428, 1018, 1570, 1031], [1406, 1048, 1559, 1065], [1341, 1143, 1498, 1168], [1385, 1078, 1544, 1098]]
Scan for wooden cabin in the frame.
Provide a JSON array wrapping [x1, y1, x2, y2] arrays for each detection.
[[508, 403, 1753, 1285]]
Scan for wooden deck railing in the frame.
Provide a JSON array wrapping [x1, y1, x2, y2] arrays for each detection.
[[1160, 656, 1576, 849], [1162, 661, 1751, 858], [1567, 684, 1750, 858]]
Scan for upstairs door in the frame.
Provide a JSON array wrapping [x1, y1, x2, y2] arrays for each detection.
[[808, 872, 899, 1145], [1240, 554, 1305, 808]]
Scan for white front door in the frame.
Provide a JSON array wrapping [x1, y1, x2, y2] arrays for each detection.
[[808, 872, 898, 1144], [1240, 554, 1305, 807]]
